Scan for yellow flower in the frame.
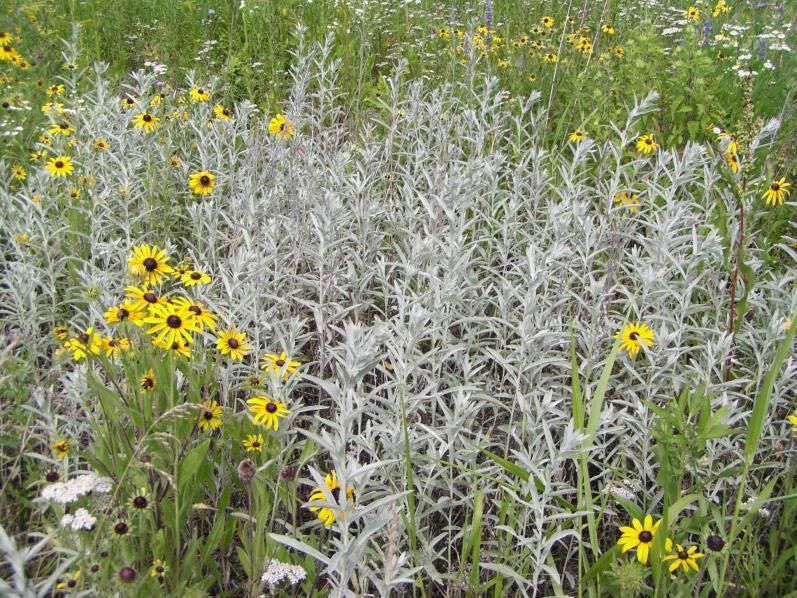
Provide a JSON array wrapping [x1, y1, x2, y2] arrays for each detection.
[[762, 177, 790, 206], [11, 165, 26, 180], [170, 297, 218, 331], [68, 187, 81, 201], [614, 46, 625, 58], [49, 121, 75, 136], [602, 24, 616, 35], [121, 96, 137, 110], [636, 134, 659, 155], [663, 544, 704, 573], [268, 113, 295, 140], [132, 112, 160, 133], [243, 434, 265, 453], [568, 129, 586, 143], [247, 396, 290, 430], [150, 92, 166, 107], [189, 170, 215, 195], [725, 153, 739, 173], [261, 351, 301, 378], [55, 570, 81, 591], [541, 16, 554, 28], [181, 269, 211, 286], [128, 244, 174, 286], [213, 104, 232, 121], [198, 400, 223, 432], [150, 559, 168, 578], [51, 438, 70, 459], [64, 328, 102, 361], [124, 285, 165, 312], [613, 191, 641, 212], [154, 338, 192, 358], [617, 515, 661, 564], [45, 156, 74, 177], [685, 6, 701, 22], [102, 336, 129, 358], [144, 302, 200, 346], [46, 83, 65, 97], [308, 469, 354, 527], [216, 327, 251, 360], [615, 322, 655, 358], [140, 368, 156, 392], [189, 86, 210, 103], [53, 326, 70, 342], [93, 138, 109, 151], [30, 149, 48, 162], [543, 52, 558, 63]]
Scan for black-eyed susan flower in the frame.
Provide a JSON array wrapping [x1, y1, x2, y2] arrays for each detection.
[[762, 178, 790, 206], [121, 96, 137, 110], [68, 187, 81, 201], [268, 114, 295, 140], [11, 165, 26, 180], [144, 303, 200, 346], [53, 325, 70, 342], [308, 469, 354, 527], [617, 515, 661, 564], [243, 434, 265, 453], [613, 191, 641, 212], [0, 32, 13, 45], [786, 412, 797, 435], [213, 104, 231, 121], [181, 269, 211, 286], [140, 368, 156, 392], [31, 149, 48, 162], [102, 336, 129, 359], [602, 23, 615, 35], [247, 396, 290, 430], [188, 170, 215, 195], [51, 438, 70, 459], [615, 322, 654, 358], [154, 338, 191, 358], [725, 153, 739, 173], [47, 83, 65, 97], [685, 6, 700, 22], [216, 327, 250, 360], [568, 129, 586, 142], [104, 301, 146, 327], [55, 570, 81, 591], [150, 559, 168, 578], [129, 487, 150, 511], [636, 134, 659, 155], [46, 156, 74, 177], [541, 16, 554, 28], [261, 351, 301, 378], [132, 112, 160, 133], [663, 543, 704, 573], [124, 286, 164, 312], [198, 400, 223, 432], [170, 155, 181, 168], [93, 138, 109, 151], [113, 521, 131, 536], [49, 121, 75, 136], [170, 297, 218, 331], [128, 244, 174, 286], [614, 46, 625, 58], [64, 328, 102, 361], [189, 86, 210, 103]]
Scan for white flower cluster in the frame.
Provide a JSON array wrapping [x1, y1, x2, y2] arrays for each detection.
[[40, 474, 113, 505], [60, 508, 97, 531], [260, 559, 307, 587]]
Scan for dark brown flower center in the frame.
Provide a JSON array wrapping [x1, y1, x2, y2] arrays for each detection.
[[155, 566, 164, 573], [198, 88, 205, 95], [117, 308, 129, 320], [141, 377, 154, 389], [143, 292, 157, 303], [191, 272, 201, 280], [55, 160, 64, 168], [639, 530, 653, 543], [108, 340, 117, 347], [56, 443, 68, 452], [645, 139, 652, 144], [331, 487, 340, 501], [200, 175, 210, 185], [114, 522, 129, 535], [133, 496, 148, 508], [279, 122, 286, 132], [143, 114, 152, 122], [166, 315, 182, 328], [629, 332, 639, 341], [678, 550, 689, 560], [59, 123, 69, 130], [188, 305, 202, 315], [227, 338, 239, 349], [143, 257, 157, 271], [772, 183, 779, 191], [252, 440, 260, 447], [79, 333, 90, 344], [265, 402, 277, 413], [67, 580, 77, 588], [203, 410, 213, 420], [276, 359, 285, 367], [126, 98, 134, 105]]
